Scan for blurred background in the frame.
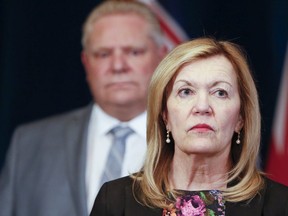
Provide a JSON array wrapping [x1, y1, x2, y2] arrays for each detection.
[[0, 0, 287, 181]]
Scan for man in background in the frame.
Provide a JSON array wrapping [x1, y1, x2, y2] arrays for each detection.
[[0, 1, 167, 215]]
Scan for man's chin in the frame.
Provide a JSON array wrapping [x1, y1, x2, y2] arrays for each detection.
[[108, 95, 141, 106], [107, 82, 136, 90]]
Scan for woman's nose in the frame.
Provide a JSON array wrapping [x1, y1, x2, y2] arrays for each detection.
[[192, 93, 212, 115]]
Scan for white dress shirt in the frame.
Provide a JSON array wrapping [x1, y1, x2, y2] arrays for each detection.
[[85, 104, 147, 213]]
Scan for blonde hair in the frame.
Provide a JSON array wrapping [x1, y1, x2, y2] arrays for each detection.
[[81, 0, 163, 49], [133, 37, 264, 209]]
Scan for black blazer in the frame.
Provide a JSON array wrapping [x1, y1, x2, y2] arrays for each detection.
[[91, 175, 288, 216]]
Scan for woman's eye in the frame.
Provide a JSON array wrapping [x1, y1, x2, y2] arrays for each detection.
[[178, 88, 193, 97], [215, 89, 228, 98]]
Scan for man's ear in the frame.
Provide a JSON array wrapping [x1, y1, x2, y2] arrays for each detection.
[[81, 50, 89, 72], [159, 44, 168, 59]]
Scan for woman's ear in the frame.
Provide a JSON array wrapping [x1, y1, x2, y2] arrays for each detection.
[[162, 111, 168, 125], [235, 115, 244, 132]]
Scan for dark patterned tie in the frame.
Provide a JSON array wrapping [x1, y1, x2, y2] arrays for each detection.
[[100, 126, 134, 186]]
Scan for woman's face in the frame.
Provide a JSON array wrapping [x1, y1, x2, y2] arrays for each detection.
[[165, 55, 243, 158]]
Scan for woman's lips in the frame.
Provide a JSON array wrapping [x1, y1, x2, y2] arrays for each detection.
[[190, 124, 214, 132]]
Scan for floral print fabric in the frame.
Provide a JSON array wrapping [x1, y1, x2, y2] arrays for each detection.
[[163, 190, 225, 216]]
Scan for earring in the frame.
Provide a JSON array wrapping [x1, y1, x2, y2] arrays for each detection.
[[236, 132, 241, 144], [166, 129, 171, 143]]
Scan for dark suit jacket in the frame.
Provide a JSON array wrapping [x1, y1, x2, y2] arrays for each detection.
[[91, 175, 288, 216], [0, 105, 93, 216]]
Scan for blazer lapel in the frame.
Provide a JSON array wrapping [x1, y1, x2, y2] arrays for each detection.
[[225, 195, 264, 216], [124, 182, 162, 216], [64, 104, 93, 215]]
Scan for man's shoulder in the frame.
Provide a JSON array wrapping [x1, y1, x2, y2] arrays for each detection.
[[16, 104, 93, 132], [10, 104, 93, 147]]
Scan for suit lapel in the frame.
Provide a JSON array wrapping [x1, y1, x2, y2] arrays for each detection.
[[64, 104, 93, 215]]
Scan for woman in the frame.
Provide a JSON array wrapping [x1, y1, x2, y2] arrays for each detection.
[[90, 38, 288, 216]]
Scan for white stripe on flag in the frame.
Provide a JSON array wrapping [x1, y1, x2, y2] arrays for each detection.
[[273, 43, 288, 153], [138, 0, 188, 49]]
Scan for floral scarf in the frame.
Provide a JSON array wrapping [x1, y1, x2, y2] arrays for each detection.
[[162, 190, 225, 216]]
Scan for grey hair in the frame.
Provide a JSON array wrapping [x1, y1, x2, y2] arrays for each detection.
[[81, 1, 164, 49]]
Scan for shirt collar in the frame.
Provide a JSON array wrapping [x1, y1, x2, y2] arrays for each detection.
[[92, 104, 147, 138]]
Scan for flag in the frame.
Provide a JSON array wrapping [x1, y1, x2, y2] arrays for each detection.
[[138, 0, 188, 49], [266, 43, 288, 186]]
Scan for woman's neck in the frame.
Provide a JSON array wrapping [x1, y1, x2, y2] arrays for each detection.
[[169, 154, 231, 191]]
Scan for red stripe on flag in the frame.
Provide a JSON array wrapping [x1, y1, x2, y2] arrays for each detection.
[[157, 16, 182, 45], [286, 96, 288, 150], [266, 43, 288, 186], [266, 136, 288, 185]]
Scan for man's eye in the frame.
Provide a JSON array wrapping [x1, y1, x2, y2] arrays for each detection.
[[92, 51, 110, 58], [129, 49, 145, 56], [98, 52, 109, 58]]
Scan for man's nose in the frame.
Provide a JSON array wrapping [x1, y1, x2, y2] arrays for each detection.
[[111, 53, 128, 73]]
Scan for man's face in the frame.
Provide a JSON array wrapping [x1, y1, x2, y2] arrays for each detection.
[[82, 13, 166, 119]]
